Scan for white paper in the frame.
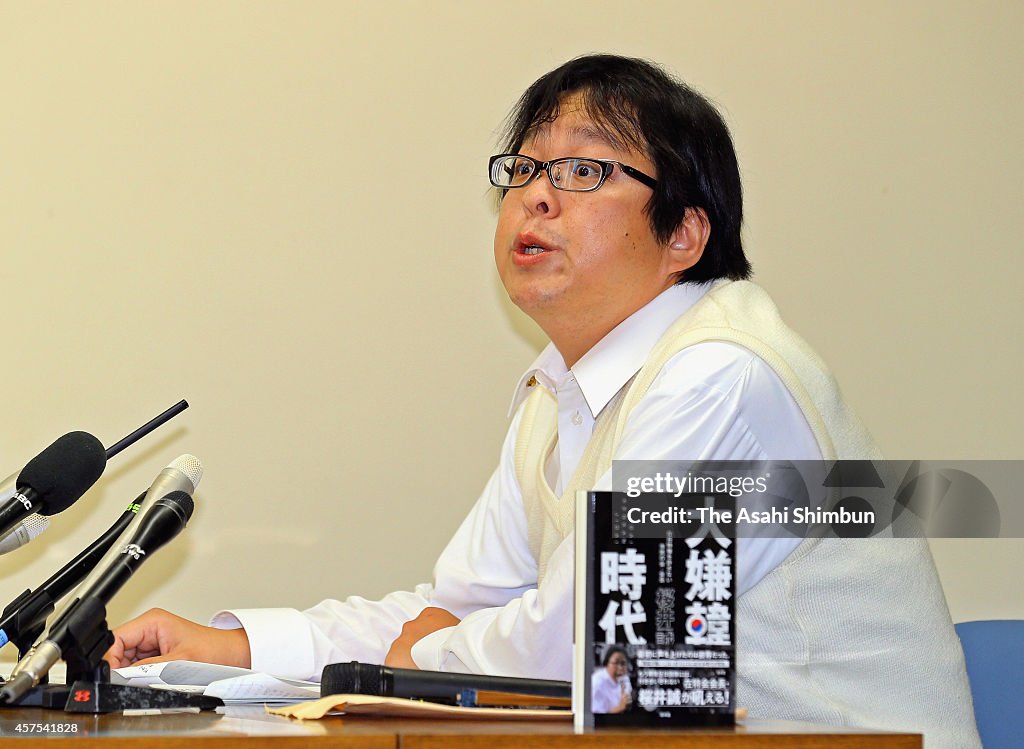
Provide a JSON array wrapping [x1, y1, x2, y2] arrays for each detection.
[[112, 660, 252, 687], [206, 673, 320, 703], [111, 660, 319, 704]]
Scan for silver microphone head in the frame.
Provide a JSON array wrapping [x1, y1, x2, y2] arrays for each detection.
[[0, 513, 50, 555], [169, 454, 203, 490], [143, 454, 203, 503], [0, 471, 50, 554]]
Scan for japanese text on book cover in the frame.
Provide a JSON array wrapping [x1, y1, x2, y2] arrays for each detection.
[[575, 491, 735, 728]]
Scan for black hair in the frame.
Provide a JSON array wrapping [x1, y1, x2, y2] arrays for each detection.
[[500, 54, 750, 283], [601, 644, 629, 666]]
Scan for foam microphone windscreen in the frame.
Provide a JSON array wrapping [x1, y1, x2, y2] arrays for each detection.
[[321, 662, 383, 697], [18, 431, 107, 515]]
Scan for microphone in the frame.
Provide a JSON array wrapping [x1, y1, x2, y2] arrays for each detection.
[[83, 489, 194, 603], [0, 473, 48, 554], [0, 515, 49, 556], [0, 489, 196, 703], [138, 454, 203, 508], [0, 432, 106, 538], [0, 401, 189, 556], [46, 455, 202, 627], [320, 661, 571, 703], [0, 493, 145, 653]]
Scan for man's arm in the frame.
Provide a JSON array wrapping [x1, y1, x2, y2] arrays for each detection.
[[410, 529, 575, 677], [107, 586, 440, 678], [384, 606, 461, 668], [105, 608, 251, 669]]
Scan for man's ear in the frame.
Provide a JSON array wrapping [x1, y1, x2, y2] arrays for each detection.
[[666, 207, 710, 277]]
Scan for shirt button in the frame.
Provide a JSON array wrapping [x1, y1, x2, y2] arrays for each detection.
[[572, 410, 583, 426]]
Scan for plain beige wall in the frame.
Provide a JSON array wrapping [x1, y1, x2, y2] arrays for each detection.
[[0, 1, 1020, 634]]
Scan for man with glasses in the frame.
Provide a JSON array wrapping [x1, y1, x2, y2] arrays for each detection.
[[592, 645, 632, 714], [106, 54, 979, 748]]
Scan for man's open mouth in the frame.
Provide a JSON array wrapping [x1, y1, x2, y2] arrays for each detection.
[[516, 232, 555, 256]]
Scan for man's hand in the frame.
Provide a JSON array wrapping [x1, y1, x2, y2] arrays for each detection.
[[104, 608, 252, 669], [384, 607, 460, 669], [615, 685, 633, 713]]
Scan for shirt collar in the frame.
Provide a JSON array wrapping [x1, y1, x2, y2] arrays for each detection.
[[508, 282, 712, 418]]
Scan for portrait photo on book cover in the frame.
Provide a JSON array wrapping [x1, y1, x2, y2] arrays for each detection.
[[591, 643, 636, 714]]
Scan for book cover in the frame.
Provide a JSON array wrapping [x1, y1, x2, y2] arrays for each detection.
[[574, 491, 735, 729]]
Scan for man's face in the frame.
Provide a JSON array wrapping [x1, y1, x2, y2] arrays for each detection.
[[494, 97, 685, 360], [606, 652, 628, 679]]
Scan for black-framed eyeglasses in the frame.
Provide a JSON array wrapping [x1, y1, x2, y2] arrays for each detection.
[[489, 154, 657, 193]]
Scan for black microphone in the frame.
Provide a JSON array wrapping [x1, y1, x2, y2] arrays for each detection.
[[0, 432, 106, 538], [320, 661, 570, 702], [0, 399, 189, 556], [0, 490, 195, 703], [82, 489, 194, 604], [45, 455, 202, 631], [0, 492, 146, 654]]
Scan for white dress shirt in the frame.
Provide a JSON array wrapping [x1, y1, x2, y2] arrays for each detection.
[[591, 667, 629, 713], [213, 282, 821, 681]]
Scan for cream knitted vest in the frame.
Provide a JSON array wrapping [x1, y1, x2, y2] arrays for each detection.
[[514, 280, 980, 748]]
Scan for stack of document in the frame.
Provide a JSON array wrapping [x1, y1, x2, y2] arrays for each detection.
[[111, 661, 320, 704]]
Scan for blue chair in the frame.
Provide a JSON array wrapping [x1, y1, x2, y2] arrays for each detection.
[[955, 620, 1024, 748]]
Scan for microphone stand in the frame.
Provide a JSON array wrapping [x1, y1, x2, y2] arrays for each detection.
[[1, 596, 221, 713], [2, 590, 50, 669]]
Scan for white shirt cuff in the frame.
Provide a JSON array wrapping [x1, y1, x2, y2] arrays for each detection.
[[410, 626, 469, 672], [211, 607, 317, 680]]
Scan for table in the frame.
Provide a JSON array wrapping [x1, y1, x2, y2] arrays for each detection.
[[0, 706, 921, 748]]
